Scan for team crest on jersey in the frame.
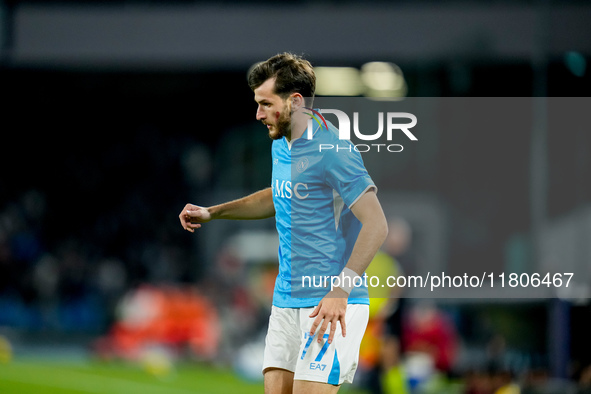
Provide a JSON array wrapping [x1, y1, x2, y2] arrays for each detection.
[[296, 157, 309, 173]]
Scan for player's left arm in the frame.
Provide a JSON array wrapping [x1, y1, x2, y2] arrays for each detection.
[[340, 190, 388, 278], [309, 190, 388, 344]]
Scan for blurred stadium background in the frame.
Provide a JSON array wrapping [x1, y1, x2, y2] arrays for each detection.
[[0, 0, 590, 393]]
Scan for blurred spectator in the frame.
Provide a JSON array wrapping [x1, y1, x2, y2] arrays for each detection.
[[380, 218, 414, 394], [94, 284, 220, 362], [0, 229, 14, 293], [403, 301, 459, 387], [94, 257, 128, 326], [181, 143, 213, 190], [464, 369, 495, 394], [578, 364, 591, 394], [32, 253, 60, 329], [359, 217, 413, 394], [95, 258, 127, 298], [207, 243, 275, 365]]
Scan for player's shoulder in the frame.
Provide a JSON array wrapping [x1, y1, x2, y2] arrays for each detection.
[[271, 138, 288, 155], [272, 138, 284, 148], [314, 121, 362, 160], [318, 120, 345, 144]]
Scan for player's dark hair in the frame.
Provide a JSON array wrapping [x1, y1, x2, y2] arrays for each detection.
[[248, 53, 315, 105]]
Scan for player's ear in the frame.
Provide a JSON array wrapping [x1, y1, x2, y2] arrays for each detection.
[[290, 94, 304, 111]]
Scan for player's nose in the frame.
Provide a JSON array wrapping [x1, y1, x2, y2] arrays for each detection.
[[256, 105, 266, 121]]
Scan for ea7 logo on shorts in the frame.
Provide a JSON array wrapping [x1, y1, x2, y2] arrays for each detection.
[[309, 363, 327, 371]]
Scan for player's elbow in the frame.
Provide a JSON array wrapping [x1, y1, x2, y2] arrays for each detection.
[[365, 210, 388, 245], [355, 191, 388, 243], [376, 212, 389, 244]]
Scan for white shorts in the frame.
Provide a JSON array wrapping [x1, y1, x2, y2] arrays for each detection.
[[262, 304, 369, 386]]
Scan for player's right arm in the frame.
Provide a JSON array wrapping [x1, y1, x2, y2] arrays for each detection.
[[179, 187, 275, 233]]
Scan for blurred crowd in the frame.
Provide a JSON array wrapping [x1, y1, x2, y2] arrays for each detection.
[[0, 121, 274, 370], [0, 188, 131, 332], [0, 126, 200, 333]]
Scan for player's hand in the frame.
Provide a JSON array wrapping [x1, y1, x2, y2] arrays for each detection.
[[309, 288, 348, 344], [179, 203, 212, 233]]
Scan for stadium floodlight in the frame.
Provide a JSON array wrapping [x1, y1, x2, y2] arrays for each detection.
[[314, 67, 364, 96], [361, 61, 407, 100]]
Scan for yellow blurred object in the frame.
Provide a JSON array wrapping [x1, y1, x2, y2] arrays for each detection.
[[383, 365, 410, 394], [0, 335, 13, 363], [359, 319, 383, 367], [366, 251, 401, 318], [359, 251, 403, 368], [495, 383, 521, 394], [141, 347, 173, 378]]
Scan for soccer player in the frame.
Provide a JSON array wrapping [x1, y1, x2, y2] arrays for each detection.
[[179, 53, 388, 394]]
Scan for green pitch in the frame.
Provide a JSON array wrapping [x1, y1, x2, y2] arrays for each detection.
[[0, 358, 371, 394], [0, 359, 265, 394]]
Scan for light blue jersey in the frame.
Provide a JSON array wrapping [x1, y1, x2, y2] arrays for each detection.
[[271, 120, 376, 308]]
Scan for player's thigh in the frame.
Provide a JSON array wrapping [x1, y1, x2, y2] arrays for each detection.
[[264, 368, 295, 394], [263, 306, 301, 373], [293, 379, 340, 394]]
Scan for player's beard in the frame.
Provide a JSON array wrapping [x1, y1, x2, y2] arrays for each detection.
[[268, 105, 291, 141]]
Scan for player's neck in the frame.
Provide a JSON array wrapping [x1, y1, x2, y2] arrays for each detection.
[[286, 112, 308, 142]]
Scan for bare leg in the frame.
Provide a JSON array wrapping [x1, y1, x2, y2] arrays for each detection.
[[293, 379, 340, 394], [264, 368, 295, 394]]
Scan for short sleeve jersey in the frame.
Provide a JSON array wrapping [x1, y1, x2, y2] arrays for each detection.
[[271, 119, 377, 308]]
